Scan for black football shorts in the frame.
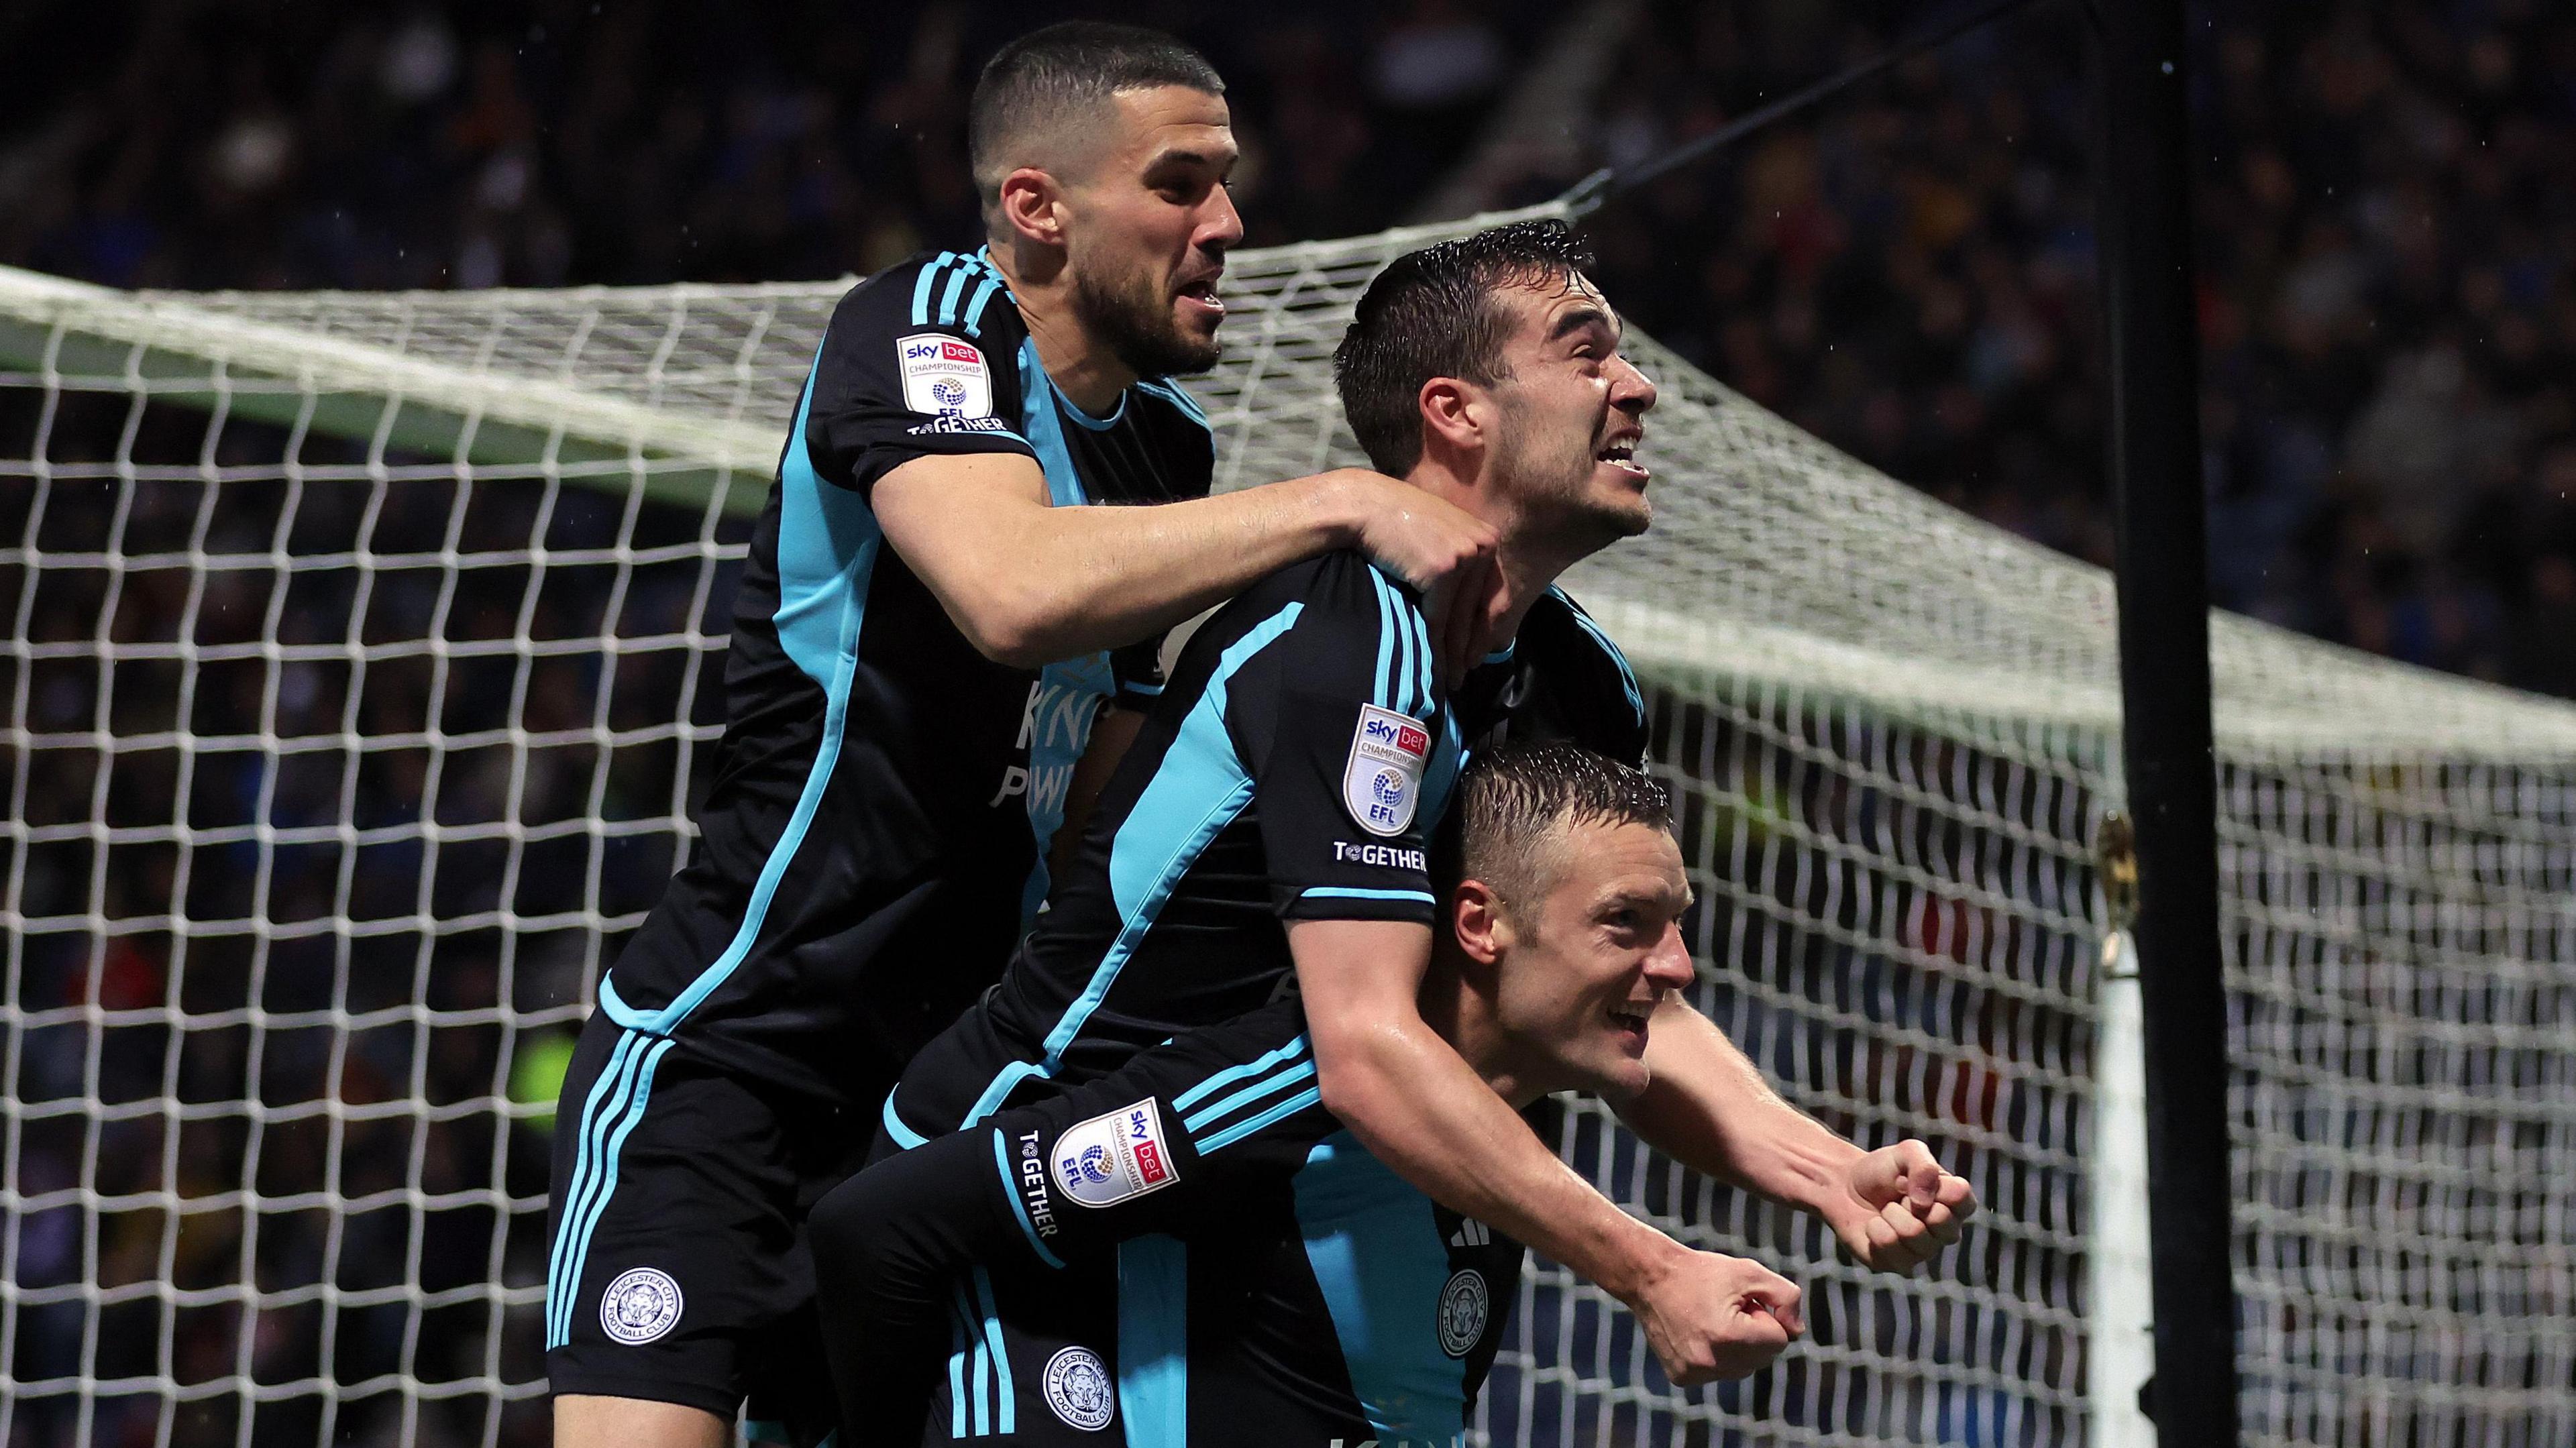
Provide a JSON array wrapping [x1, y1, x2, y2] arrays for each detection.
[[543, 1010, 863, 1443]]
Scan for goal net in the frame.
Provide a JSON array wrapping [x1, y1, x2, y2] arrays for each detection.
[[5, 206, 2572, 1448]]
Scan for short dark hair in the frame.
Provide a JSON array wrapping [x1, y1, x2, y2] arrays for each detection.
[[1438, 741, 1670, 918], [1333, 219, 1599, 476], [969, 23, 1225, 201]]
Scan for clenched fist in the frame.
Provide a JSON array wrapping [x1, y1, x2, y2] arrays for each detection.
[[1623, 1248, 1805, 1387], [1833, 1139, 1977, 1275]]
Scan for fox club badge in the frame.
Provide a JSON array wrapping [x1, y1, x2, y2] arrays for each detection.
[[599, 1266, 684, 1345], [1344, 704, 1431, 837], [1437, 1268, 1489, 1357], [1042, 1345, 1116, 1431]]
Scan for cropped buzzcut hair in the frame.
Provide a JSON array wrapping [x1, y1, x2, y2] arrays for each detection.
[[1438, 741, 1671, 921], [968, 23, 1225, 204], [1332, 219, 1599, 476]]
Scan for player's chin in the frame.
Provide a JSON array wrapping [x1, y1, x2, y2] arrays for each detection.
[[1581, 478, 1654, 537], [1588, 1052, 1655, 1103], [1165, 313, 1224, 369]]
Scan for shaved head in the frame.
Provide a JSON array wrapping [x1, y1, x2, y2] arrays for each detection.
[[969, 23, 1226, 216]]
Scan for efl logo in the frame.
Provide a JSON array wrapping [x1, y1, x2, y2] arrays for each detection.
[[1344, 704, 1430, 836], [1049, 1099, 1181, 1208]]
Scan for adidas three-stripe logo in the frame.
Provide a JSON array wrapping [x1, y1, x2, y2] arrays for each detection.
[[1173, 1034, 1322, 1156], [1451, 1219, 1493, 1248]]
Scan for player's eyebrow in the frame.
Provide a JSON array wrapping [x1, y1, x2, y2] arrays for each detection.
[[1144, 143, 1238, 174], [1549, 304, 1618, 344]]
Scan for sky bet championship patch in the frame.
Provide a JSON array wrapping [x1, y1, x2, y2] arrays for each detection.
[[1049, 1099, 1179, 1209], [896, 332, 992, 417], [1344, 703, 1431, 836]]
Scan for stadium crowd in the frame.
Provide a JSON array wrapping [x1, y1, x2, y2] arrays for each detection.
[[3, 3, 2569, 1446], [8, 1, 2573, 687]]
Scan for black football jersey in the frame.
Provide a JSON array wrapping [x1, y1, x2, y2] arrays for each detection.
[[595, 247, 1214, 1108]]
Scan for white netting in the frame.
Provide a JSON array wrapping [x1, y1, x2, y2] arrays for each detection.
[[3, 207, 2572, 1448]]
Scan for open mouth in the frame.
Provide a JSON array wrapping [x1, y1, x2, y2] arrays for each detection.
[[1606, 1004, 1652, 1046], [1177, 276, 1226, 319], [1597, 436, 1648, 480]]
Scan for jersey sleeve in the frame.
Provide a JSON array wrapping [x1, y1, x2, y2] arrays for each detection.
[[1226, 561, 1446, 924], [801, 255, 1037, 498]]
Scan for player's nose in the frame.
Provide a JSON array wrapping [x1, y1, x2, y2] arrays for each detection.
[[1643, 924, 1693, 990], [1197, 184, 1244, 255], [1611, 355, 1658, 415]]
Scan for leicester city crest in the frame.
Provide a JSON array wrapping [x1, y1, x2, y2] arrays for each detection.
[[1043, 1345, 1116, 1431], [1437, 1268, 1489, 1358], [599, 1266, 684, 1345]]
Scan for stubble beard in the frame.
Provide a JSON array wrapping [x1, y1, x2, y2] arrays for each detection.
[[1492, 404, 1648, 557], [1071, 257, 1220, 380]]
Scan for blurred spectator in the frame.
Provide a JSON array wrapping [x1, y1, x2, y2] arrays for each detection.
[[1546, 0, 2576, 689]]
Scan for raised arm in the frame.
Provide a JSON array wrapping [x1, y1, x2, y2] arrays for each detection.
[[1291, 917, 1804, 1386], [873, 454, 1499, 669], [1615, 995, 1978, 1274]]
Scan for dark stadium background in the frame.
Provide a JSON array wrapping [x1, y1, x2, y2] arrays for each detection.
[[3, 3, 2571, 1445]]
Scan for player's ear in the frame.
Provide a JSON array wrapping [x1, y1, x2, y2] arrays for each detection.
[[1417, 376, 1485, 459], [1451, 879, 1511, 966], [997, 168, 1067, 249]]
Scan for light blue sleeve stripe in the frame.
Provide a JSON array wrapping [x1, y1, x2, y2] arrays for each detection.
[[1299, 886, 1434, 904], [961, 276, 1004, 337], [1405, 594, 1434, 710], [1368, 569, 1399, 710], [936, 264, 973, 327], [1122, 679, 1165, 696], [1390, 577, 1418, 714], [1183, 1058, 1318, 1135], [1196, 1084, 1324, 1154], [994, 1129, 1067, 1270], [1171, 1033, 1311, 1113], [882, 1093, 928, 1150], [911, 252, 954, 325], [972, 1267, 1016, 1435]]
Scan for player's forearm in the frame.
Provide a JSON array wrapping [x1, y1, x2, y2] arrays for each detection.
[[958, 474, 1367, 665], [1315, 1015, 1687, 1302], [1614, 999, 1864, 1221]]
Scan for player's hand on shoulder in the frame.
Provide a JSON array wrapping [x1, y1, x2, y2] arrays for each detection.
[[1312, 468, 1503, 685], [1625, 1246, 1804, 1387], [1834, 1137, 1978, 1276]]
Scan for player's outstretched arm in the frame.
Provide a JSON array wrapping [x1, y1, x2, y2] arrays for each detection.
[[873, 453, 1500, 671], [1613, 996, 1978, 1275], [1291, 917, 1805, 1387]]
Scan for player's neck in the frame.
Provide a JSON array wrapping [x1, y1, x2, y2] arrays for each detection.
[[1420, 952, 1549, 1110], [1402, 462, 1587, 645], [988, 243, 1135, 414]]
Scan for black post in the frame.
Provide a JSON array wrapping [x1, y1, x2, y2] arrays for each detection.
[[2088, 1, 2239, 1443]]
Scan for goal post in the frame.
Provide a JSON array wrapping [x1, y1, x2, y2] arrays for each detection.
[[7, 209, 2576, 1448]]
